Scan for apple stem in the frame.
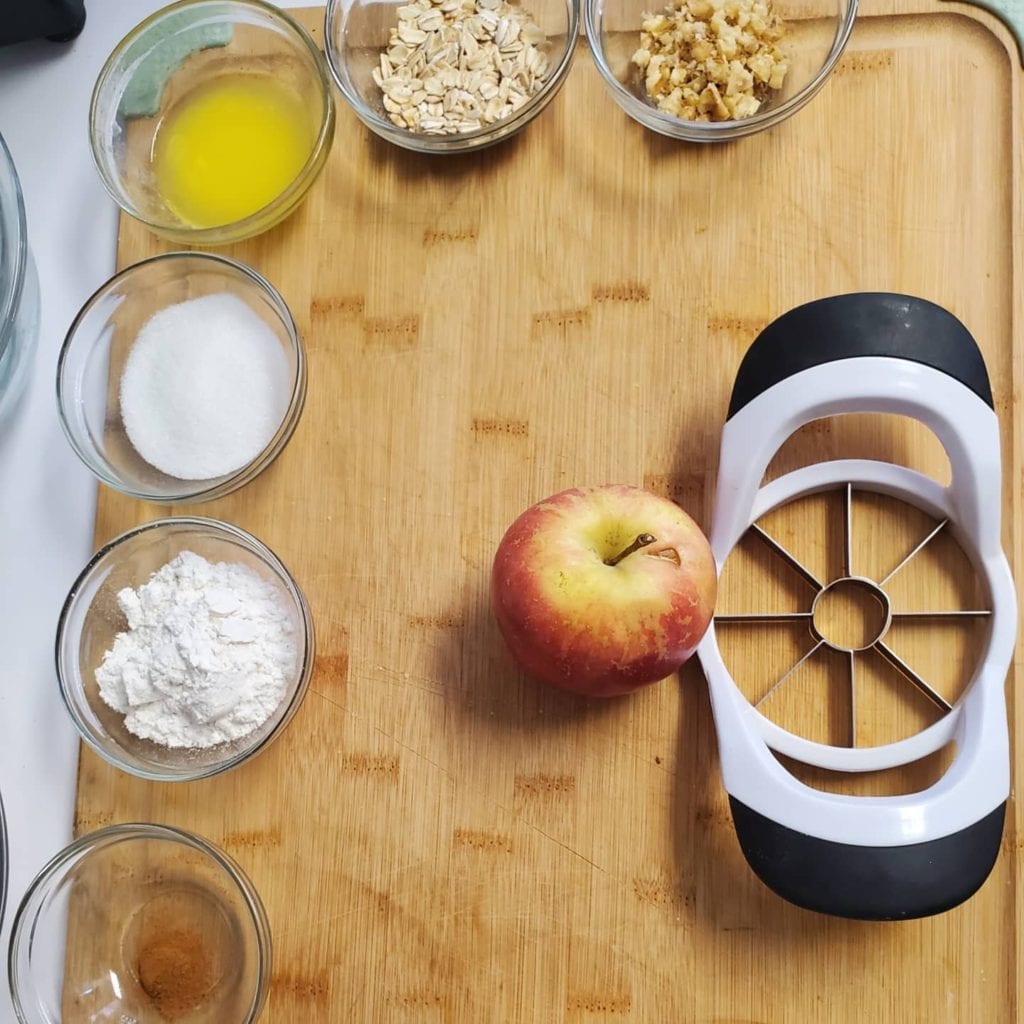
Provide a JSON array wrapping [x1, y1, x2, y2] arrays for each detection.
[[605, 533, 657, 567]]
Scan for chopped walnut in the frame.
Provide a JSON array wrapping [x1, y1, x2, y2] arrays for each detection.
[[631, 0, 789, 122]]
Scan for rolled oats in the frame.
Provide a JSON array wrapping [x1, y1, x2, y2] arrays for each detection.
[[373, 0, 551, 134], [631, 0, 788, 122]]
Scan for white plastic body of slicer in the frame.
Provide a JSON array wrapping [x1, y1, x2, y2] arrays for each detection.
[[696, 356, 1017, 847]]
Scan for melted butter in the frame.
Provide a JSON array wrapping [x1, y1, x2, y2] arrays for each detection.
[[152, 73, 316, 229]]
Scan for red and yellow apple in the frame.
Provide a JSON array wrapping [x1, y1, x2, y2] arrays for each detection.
[[491, 484, 717, 697]]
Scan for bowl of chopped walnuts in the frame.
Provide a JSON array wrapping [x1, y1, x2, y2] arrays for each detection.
[[586, 0, 857, 140], [324, 0, 580, 152]]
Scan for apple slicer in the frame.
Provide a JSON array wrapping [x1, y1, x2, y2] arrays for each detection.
[[696, 293, 1017, 920]]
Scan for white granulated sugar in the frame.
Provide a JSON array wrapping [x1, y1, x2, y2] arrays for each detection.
[[96, 550, 297, 749], [119, 292, 290, 481]]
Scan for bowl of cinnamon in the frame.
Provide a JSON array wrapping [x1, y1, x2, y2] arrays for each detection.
[[8, 823, 271, 1024]]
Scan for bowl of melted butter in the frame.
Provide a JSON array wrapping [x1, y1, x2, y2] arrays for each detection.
[[90, 0, 335, 245]]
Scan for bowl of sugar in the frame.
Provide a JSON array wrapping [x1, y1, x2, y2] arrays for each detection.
[[57, 251, 305, 503], [56, 516, 315, 781]]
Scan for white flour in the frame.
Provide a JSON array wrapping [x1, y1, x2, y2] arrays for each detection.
[[96, 551, 296, 749]]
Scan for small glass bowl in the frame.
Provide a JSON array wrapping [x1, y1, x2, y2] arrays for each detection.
[[8, 823, 271, 1024], [325, 0, 580, 153], [586, 0, 858, 141], [55, 517, 315, 782], [90, 0, 335, 245], [56, 251, 305, 504]]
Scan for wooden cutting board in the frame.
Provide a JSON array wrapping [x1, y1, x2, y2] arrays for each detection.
[[74, 2, 1024, 1020]]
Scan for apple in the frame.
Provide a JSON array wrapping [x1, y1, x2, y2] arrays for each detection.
[[491, 484, 717, 697]]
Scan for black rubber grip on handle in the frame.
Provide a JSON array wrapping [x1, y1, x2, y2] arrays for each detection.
[[726, 293, 994, 420], [729, 796, 1005, 920]]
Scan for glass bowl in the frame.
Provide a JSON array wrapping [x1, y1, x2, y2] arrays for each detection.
[[0, 790, 7, 932], [586, 0, 858, 141], [90, 0, 335, 245], [55, 517, 315, 782], [8, 823, 271, 1024], [56, 251, 305, 503], [0, 131, 40, 427], [325, 0, 580, 153]]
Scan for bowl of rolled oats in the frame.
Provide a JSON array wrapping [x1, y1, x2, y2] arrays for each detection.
[[585, 0, 856, 139], [325, 0, 580, 151]]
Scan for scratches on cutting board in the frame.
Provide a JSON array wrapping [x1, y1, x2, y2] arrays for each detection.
[[312, 686, 613, 879], [325, 686, 456, 780], [524, 820, 607, 874]]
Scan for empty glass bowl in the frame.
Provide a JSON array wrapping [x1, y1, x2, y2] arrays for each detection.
[[0, 131, 40, 426], [56, 517, 315, 782], [57, 251, 305, 503], [8, 823, 271, 1024], [586, 0, 858, 140], [90, 0, 335, 244], [325, 0, 580, 152]]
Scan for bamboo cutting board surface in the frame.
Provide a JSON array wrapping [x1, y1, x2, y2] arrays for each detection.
[[74, 2, 1024, 1020]]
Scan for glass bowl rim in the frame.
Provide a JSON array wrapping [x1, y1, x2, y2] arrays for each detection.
[[0, 789, 7, 934], [7, 821, 271, 1024], [54, 515, 316, 783], [584, 0, 860, 141], [0, 131, 27, 366], [323, 0, 582, 152], [55, 250, 306, 504], [88, 0, 336, 242]]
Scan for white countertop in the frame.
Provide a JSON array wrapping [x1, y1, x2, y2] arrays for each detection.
[[0, 3, 304, 1018]]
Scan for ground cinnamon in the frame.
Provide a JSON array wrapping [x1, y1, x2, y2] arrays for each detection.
[[136, 927, 213, 1021]]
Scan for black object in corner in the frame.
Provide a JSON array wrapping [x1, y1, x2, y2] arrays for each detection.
[[726, 293, 994, 420], [729, 797, 1005, 920], [0, 0, 86, 45]]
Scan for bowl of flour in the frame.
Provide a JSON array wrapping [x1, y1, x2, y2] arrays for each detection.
[[56, 251, 305, 503], [56, 517, 315, 780]]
